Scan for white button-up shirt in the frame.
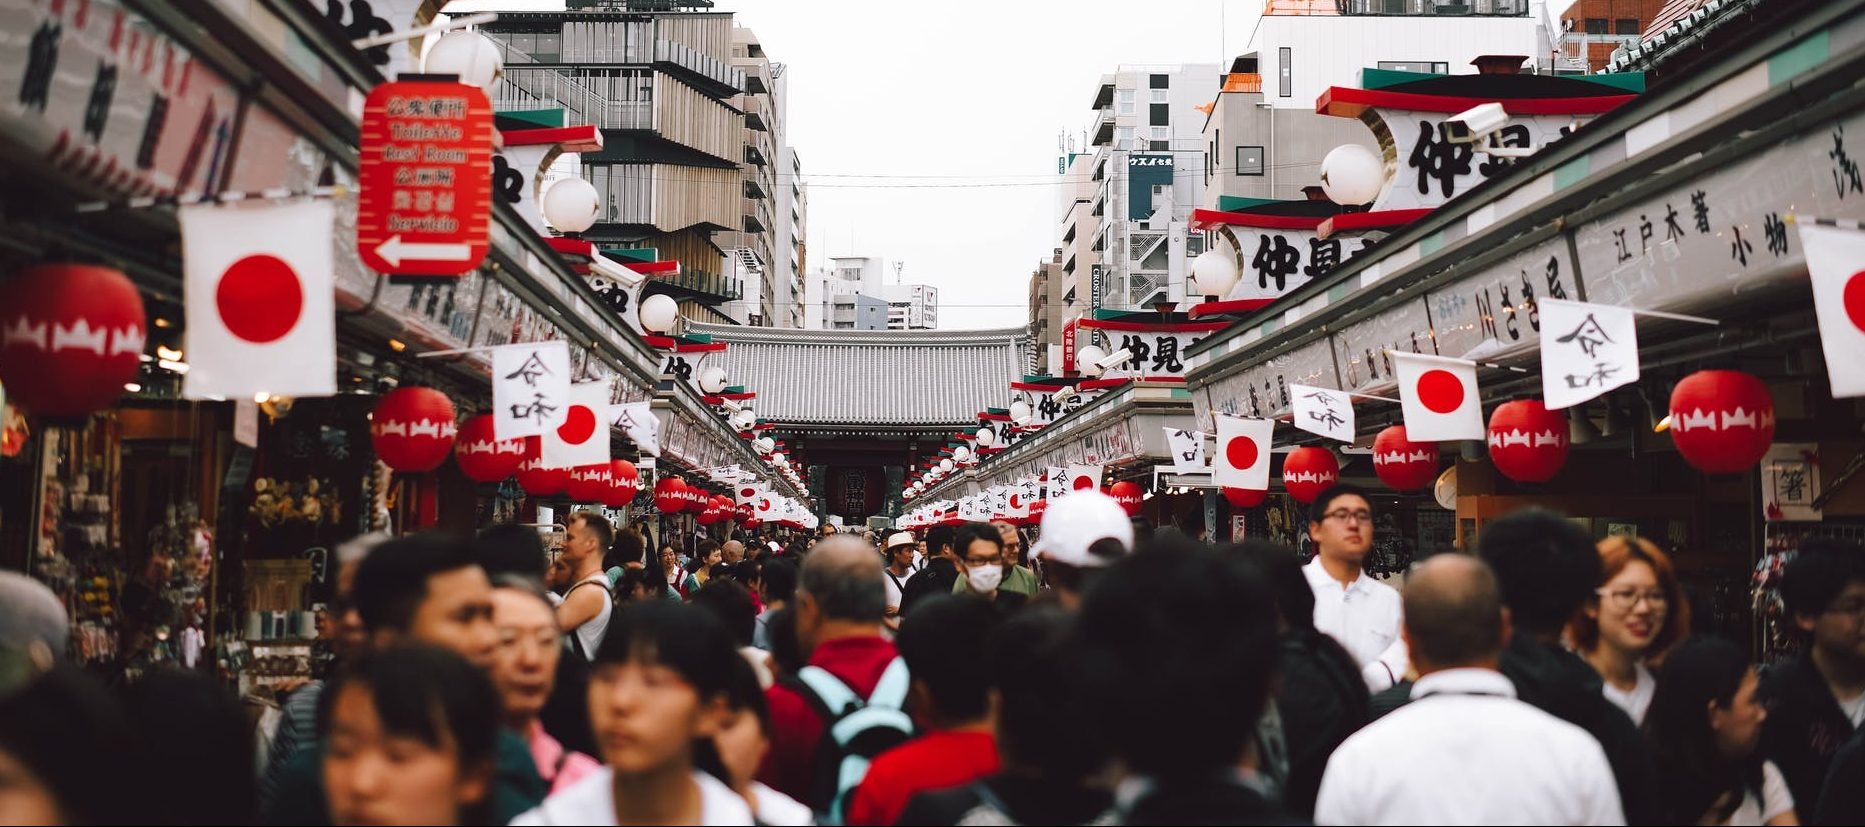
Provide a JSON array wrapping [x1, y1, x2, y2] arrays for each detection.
[[1314, 668, 1625, 826], [1303, 557, 1408, 690]]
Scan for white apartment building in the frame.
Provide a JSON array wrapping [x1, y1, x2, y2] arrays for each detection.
[[799, 256, 937, 329], [777, 142, 807, 328], [883, 283, 938, 330]]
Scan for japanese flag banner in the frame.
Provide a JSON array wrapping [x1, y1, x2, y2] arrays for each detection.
[[735, 483, 767, 506], [1797, 223, 1865, 399], [1392, 352, 1484, 441], [1006, 479, 1034, 519], [1538, 298, 1640, 410], [1064, 463, 1105, 494], [611, 401, 662, 456], [1046, 467, 1069, 500], [493, 341, 572, 439], [1291, 385, 1356, 443], [1165, 428, 1207, 473], [754, 491, 779, 519], [541, 382, 611, 469], [1214, 415, 1275, 491], [180, 202, 336, 399]]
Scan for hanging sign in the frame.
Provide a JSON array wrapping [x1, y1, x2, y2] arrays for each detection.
[[358, 80, 495, 276], [1538, 298, 1640, 410], [1291, 384, 1356, 443], [491, 341, 571, 440]]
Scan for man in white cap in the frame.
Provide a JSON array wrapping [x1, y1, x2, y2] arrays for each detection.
[[1029, 491, 1135, 610], [880, 531, 918, 633]]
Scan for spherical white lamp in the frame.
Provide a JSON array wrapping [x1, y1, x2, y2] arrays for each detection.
[[423, 31, 504, 91], [754, 436, 775, 454], [698, 366, 728, 394], [731, 409, 756, 431], [1077, 344, 1108, 377], [639, 293, 679, 333], [772, 452, 787, 465], [1319, 144, 1385, 206], [1009, 400, 1032, 422], [953, 446, 973, 463], [1190, 248, 1241, 299], [542, 177, 600, 234], [976, 427, 997, 448], [940, 458, 955, 472]]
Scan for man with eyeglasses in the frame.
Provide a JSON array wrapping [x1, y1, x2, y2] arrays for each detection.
[[1762, 538, 1865, 817], [950, 521, 1029, 615], [1302, 484, 1409, 691], [954, 521, 1038, 600]]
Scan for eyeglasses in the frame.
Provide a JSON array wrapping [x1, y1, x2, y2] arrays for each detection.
[[1322, 510, 1373, 525], [1597, 588, 1668, 610], [962, 554, 1003, 567], [1824, 599, 1865, 618]]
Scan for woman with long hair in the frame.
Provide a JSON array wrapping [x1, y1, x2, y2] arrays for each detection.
[[1571, 535, 1691, 725], [1646, 636, 1795, 825]]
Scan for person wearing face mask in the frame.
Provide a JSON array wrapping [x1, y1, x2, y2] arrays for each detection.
[[490, 576, 602, 795], [951, 522, 1028, 615], [952, 522, 1038, 600], [1647, 636, 1795, 826], [1571, 536, 1692, 726]]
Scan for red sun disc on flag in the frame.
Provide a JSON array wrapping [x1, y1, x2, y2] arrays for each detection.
[[1846, 271, 1865, 330], [557, 405, 596, 443], [740, 487, 756, 498], [217, 255, 303, 344], [1226, 436, 1259, 470], [1072, 475, 1095, 490], [1417, 369, 1465, 414]]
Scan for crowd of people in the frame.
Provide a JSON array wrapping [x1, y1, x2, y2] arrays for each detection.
[[2, 483, 1864, 825]]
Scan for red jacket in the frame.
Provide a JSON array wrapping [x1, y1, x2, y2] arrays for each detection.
[[846, 730, 999, 826], [758, 635, 900, 802]]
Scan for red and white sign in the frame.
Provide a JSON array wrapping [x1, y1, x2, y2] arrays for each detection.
[[358, 80, 494, 276], [1064, 463, 1104, 495], [1798, 223, 1865, 399], [541, 382, 611, 469], [1061, 317, 1079, 375], [180, 201, 336, 399], [1214, 415, 1274, 492], [1392, 352, 1484, 442]]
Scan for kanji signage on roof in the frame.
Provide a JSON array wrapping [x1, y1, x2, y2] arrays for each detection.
[[358, 80, 494, 276]]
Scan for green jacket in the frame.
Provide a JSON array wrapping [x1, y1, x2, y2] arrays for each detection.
[[265, 727, 545, 825], [953, 564, 1040, 597]]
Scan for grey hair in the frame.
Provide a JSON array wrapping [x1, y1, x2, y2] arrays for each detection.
[[800, 536, 887, 623]]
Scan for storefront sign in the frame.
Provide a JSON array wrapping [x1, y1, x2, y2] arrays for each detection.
[[1428, 239, 1579, 362], [1574, 110, 1865, 315], [358, 80, 494, 276], [1331, 296, 1434, 396], [1377, 112, 1578, 212], [1128, 154, 1174, 220], [1201, 338, 1339, 422], [1100, 330, 1203, 380], [1061, 317, 1078, 374]]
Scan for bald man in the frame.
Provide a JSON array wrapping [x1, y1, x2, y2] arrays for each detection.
[[759, 535, 905, 802], [721, 540, 746, 567], [1315, 556, 1622, 825]]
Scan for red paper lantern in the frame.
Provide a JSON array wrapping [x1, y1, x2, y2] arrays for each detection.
[[371, 387, 457, 472], [736, 500, 753, 522], [1029, 498, 1047, 523], [516, 437, 570, 496], [601, 459, 638, 508], [695, 497, 720, 525], [566, 463, 612, 502], [1282, 446, 1340, 504], [1670, 369, 1775, 473], [1488, 400, 1569, 483], [1372, 425, 1440, 491], [453, 415, 526, 482], [654, 476, 688, 512], [1224, 487, 1268, 508], [682, 485, 709, 514], [0, 264, 147, 417], [714, 495, 736, 524], [1107, 481, 1144, 516]]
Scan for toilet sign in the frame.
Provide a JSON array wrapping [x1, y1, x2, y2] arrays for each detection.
[[358, 80, 495, 276]]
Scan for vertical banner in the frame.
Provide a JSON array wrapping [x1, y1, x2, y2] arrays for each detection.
[[492, 341, 572, 439], [1539, 298, 1641, 410]]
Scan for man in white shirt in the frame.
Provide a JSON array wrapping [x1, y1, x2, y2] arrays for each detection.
[[880, 531, 916, 633], [1303, 484, 1408, 690], [1314, 554, 1624, 826]]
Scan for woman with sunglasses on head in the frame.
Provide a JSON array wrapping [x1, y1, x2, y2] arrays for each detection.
[[510, 601, 754, 825], [1647, 636, 1796, 825], [1571, 535, 1692, 725]]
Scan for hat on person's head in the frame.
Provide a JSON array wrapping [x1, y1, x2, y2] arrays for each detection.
[[0, 572, 69, 689], [1030, 490, 1134, 568], [886, 532, 916, 551]]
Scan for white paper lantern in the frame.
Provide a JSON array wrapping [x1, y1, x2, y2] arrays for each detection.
[[754, 436, 775, 454], [1319, 144, 1385, 206], [772, 452, 787, 465], [423, 31, 504, 90], [640, 293, 680, 333], [731, 409, 756, 431], [698, 366, 728, 394], [1009, 400, 1032, 422], [1190, 248, 1241, 299], [940, 458, 955, 472], [542, 177, 600, 234], [976, 428, 997, 448], [1077, 344, 1107, 377], [953, 446, 973, 463]]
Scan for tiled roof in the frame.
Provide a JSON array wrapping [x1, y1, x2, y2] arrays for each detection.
[[688, 323, 1029, 427], [1647, 0, 1709, 41]]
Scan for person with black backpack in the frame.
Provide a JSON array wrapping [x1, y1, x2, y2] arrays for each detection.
[[760, 535, 915, 823]]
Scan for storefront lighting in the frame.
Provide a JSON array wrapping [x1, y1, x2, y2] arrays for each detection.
[[543, 177, 601, 235], [422, 31, 505, 91], [388, 338, 407, 352], [1077, 345, 1107, 377], [1653, 414, 1673, 433], [1319, 144, 1384, 206], [254, 392, 272, 404], [123, 383, 141, 393], [153, 318, 172, 328], [157, 358, 190, 374], [156, 345, 183, 362]]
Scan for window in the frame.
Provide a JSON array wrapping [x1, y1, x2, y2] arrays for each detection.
[[1115, 126, 1135, 149], [1150, 103, 1170, 126], [1150, 88, 1169, 103], [1615, 18, 1639, 34], [1584, 17, 1608, 34], [1151, 126, 1170, 141], [1149, 73, 1169, 89], [1377, 60, 1449, 74], [1150, 141, 1171, 151], [1278, 47, 1292, 97], [1235, 145, 1265, 175], [1117, 89, 1135, 115]]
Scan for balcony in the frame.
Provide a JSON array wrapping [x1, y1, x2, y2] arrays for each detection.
[[654, 39, 745, 96], [1222, 72, 1262, 93], [744, 144, 768, 166], [1091, 108, 1114, 147], [657, 265, 743, 302], [744, 177, 767, 200], [497, 67, 653, 130], [1335, 0, 1528, 14], [1090, 80, 1114, 110], [743, 95, 771, 132]]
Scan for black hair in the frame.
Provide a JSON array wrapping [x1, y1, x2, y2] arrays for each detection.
[[693, 653, 772, 788], [1307, 483, 1373, 523], [950, 522, 1004, 562], [352, 534, 482, 634], [473, 523, 548, 579], [122, 667, 255, 825], [592, 602, 741, 735], [896, 595, 998, 722], [1077, 535, 1278, 776], [924, 524, 957, 555], [614, 566, 657, 603], [765, 606, 806, 678], [1230, 540, 1367, 690], [605, 527, 648, 572], [733, 558, 763, 586], [318, 645, 501, 822], [1476, 508, 1602, 636], [569, 511, 615, 555], [761, 557, 799, 604], [0, 667, 133, 825], [989, 606, 1111, 779], [1780, 537, 1865, 621], [1645, 636, 1763, 825], [708, 563, 734, 582], [691, 579, 759, 648]]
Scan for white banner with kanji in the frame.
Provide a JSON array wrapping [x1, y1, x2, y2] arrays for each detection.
[[1539, 298, 1641, 410], [493, 341, 572, 439], [1797, 223, 1865, 399], [1291, 385, 1356, 443], [1165, 428, 1206, 473]]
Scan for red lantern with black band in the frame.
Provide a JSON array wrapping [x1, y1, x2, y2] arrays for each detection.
[[0, 264, 148, 417], [1487, 400, 1569, 483], [1372, 425, 1440, 491], [1669, 370, 1775, 473], [371, 387, 457, 472], [1282, 446, 1340, 504]]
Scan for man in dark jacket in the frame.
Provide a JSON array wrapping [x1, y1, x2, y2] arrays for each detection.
[[1763, 539, 1865, 817], [899, 524, 958, 616]]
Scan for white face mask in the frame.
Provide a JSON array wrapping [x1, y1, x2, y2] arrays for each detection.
[[966, 564, 1004, 594]]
